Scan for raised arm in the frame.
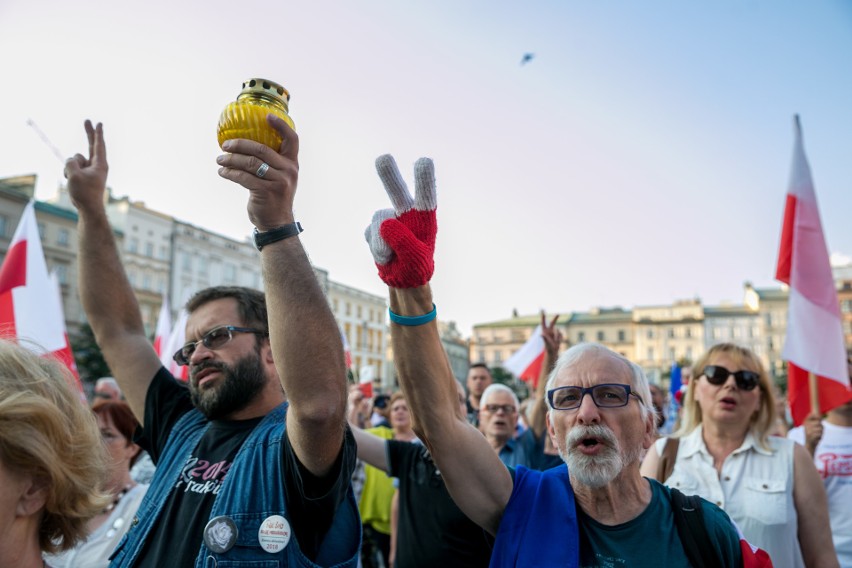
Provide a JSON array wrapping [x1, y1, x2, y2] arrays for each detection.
[[528, 312, 561, 439], [217, 116, 346, 476], [66, 121, 160, 422], [365, 155, 512, 534]]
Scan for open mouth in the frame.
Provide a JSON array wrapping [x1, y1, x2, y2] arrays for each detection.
[[580, 437, 601, 448]]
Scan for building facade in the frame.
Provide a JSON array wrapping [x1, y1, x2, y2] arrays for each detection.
[[327, 280, 390, 390]]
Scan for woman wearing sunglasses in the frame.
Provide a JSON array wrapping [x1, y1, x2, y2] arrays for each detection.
[[641, 343, 838, 568]]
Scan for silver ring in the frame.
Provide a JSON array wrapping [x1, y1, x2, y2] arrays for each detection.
[[256, 162, 270, 178]]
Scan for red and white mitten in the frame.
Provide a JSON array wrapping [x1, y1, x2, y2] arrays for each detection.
[[364, 154, 437, 288]]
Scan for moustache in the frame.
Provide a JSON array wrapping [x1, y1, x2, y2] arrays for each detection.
[[566, 423, 618, 450], [190, 361, 228, 384]]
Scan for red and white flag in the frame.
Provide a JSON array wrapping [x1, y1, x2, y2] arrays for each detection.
[[0, 201, 83, 395], [503, 325, 546, 387], [775, 116, 851, 426], [162, 308, 189, 381], [153, 295, 172, 363]]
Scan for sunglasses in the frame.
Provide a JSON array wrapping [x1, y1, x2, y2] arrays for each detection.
[[702, 365, 760, 391], [173, 325, 268, 366]]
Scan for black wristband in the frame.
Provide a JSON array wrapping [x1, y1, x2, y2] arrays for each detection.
[[253, 222, 303, 251]]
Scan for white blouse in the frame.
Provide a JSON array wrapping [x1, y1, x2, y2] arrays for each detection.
[[45, 484, 148, 568], [655, 426, 804, 568]]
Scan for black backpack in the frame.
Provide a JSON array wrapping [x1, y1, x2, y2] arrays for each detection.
[[669, 487, 726, 568]]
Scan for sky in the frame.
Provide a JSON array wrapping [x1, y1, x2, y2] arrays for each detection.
[[1, 0, 851, 335]]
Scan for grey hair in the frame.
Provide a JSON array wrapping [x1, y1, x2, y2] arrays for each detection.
[[480, 383, 520, 409], [544, 343, 653, 421]]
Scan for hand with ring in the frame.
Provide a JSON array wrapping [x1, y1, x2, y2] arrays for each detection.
[[216, 114, 299, 230]]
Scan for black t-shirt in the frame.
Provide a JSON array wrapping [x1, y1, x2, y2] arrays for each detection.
[[387, 440, 491, 568], [133, 368, 356, 567]]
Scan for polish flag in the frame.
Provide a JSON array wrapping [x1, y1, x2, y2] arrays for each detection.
[[162, 308, 189, 381], [359, 365, 374, 398], [733, 520, 774, 567], [0, 201, 83, 395], [775, 116, 851, 426], [153, 295, 172, 362], [503, 325, 545, 387]]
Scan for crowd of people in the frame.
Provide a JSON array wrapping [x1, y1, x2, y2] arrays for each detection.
[[0, 114, 849, 567]]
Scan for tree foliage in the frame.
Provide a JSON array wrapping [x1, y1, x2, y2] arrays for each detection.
[[71, 323, 112, 384]]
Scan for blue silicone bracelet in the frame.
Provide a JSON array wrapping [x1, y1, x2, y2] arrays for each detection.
[[388, 304, 437, 326]]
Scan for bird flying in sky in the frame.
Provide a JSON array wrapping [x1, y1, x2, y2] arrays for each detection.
[[520, 53, 535, 66]]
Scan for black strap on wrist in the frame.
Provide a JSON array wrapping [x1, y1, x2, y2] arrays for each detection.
[[253, 222, 303, 251]]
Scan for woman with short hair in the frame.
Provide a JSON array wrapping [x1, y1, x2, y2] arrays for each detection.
[[0, 340, 110, 567]]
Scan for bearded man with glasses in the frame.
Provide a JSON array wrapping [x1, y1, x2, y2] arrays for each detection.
[[362, 154, 774, 567], [66, 119, 359, 568]]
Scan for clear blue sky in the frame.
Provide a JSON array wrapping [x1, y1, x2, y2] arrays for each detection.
[[2, 0, 850, 334]]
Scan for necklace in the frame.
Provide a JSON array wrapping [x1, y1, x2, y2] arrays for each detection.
[[103, 484, 133, 515]]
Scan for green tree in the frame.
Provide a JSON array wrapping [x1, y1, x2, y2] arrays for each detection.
[[71, 323, 112, 384], [492, 365, 531, 401]]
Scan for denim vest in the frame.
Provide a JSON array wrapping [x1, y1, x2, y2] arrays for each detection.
[[489, 465, 579, 568], [110, 403, 361, 567]]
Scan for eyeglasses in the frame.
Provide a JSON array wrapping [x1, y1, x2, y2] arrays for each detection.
[[547, 383, 643, 410], [702, 365, 759, 391], [482, 404, 516, 414], [173, 325, 268, 366]]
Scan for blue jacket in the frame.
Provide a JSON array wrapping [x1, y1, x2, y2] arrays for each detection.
[[490, 465, 579, 568], [110, 403, 360, 567]]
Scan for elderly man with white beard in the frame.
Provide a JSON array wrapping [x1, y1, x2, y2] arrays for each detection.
[[362, 154, 774, 567]]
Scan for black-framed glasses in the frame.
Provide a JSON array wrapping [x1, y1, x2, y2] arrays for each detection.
[[482, 404, 517, 414], [702, 365, 759, 391], [547, 383, 643, 410], [172, 326, 268, 366]]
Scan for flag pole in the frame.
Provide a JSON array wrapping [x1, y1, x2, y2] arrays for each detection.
[[808, 372, 820, 415]]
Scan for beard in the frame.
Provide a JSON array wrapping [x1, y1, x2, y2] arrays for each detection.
[[560, 424, 641, 489], [189, 349, 267, 420]]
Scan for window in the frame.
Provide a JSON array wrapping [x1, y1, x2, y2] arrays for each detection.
[[596, 331, 605, 342], [577, 331, 586, 342], [669, 347, 676, 361], [333, 298, 339, 312], [54, 264, 69, 285], [199, 257, 209, 277], [667, 328, 675, 339], [647, 347, 654, 361], [478, 350, 486, 362], [357, 306, 362, 319], [143, 274, 151, 290], [345, 302, 351, 316], [182, 253, 192, 271], [713, 328, 723, 340], [223, 263, 236, 283], [493, 351, 502, 363], [57, 228, 70, 247], [160, 246, 169, 260], [38, 222, 47, 239], [145, 242, 154, 257], [685, 327, 692, 338], [646, 329, 654, 339], [617, 330, 626, 342], [129, 237, 138, 254]]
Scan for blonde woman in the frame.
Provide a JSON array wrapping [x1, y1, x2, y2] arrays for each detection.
[[641, 343, 838, 568], [0, 340, 110, 568]]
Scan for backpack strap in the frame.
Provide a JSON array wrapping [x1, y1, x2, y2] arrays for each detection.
[[669, 487, 723, 568], [656, 437, 679, 482]]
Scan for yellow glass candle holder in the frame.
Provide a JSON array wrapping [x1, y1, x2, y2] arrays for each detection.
[[217, 78, 294, 151]]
